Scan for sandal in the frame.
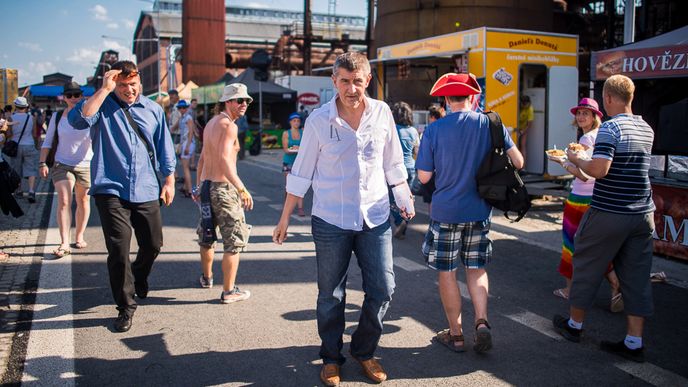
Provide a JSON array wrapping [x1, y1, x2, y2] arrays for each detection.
[[553, 288, 569, 300], [0, 251, 9, 260], [73, 241, 88, 249], [52, 247, 71, 258], [473, 319, 492, 353], [433, 329, 465, 352], [610, 292, 624, 313]]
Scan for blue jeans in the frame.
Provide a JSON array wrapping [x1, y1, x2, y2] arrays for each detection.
[[311, 216, 395, 365], [390, 168, 416, 226]]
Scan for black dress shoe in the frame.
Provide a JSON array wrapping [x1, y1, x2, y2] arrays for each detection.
[[114, 312, 133, 332], [135, 280, 148, 299]]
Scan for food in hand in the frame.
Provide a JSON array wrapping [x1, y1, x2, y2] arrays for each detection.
[[546, 149, 566, 157], [567, 143, 585, 152]]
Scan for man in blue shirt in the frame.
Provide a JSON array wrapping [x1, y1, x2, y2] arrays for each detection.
[[69, 61, 176, 333], [416, 73, 523, 353]]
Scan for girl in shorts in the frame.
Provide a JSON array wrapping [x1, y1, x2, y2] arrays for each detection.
[[282, 113, 304, 216], [38, 82, 93, 258]]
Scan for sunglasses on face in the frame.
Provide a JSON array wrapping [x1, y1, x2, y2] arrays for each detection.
[[64, 93, 82, 99], [233, 98, 250, 105]]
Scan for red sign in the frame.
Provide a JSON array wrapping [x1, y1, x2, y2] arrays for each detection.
[[591, 44, 688, 80], [298, 93, 320, 106], [652, 183, 688, 261]]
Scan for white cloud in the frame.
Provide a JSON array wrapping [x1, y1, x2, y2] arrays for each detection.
[[91, 4, 108, 21], [66, 48, 101, 64], [102, 40, 136, 62], [122, 19, 136, 30], [18, 42, 43, 52], [17, 61, 59, 86], [107, 22, 119, 29], [245, 2, 269, 9]]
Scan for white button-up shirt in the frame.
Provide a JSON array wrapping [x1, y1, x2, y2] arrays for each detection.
[[286, 95, 407, 231]]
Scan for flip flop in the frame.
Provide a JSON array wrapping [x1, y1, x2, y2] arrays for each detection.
[[553, 288, 569, 300], [53, 247, 71, 258], [73, 241, 88, 249], [433, 329, 465, 352]]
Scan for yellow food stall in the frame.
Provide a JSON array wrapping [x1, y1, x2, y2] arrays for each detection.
[[375, 27, 579, 176]]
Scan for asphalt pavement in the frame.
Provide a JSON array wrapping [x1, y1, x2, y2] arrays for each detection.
[[11, 150, 688, 386]]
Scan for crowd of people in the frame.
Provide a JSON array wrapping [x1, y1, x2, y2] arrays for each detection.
[[0, 51, 658, 385]]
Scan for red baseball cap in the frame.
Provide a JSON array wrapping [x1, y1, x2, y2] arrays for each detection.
[[430, 73, 482, 97]]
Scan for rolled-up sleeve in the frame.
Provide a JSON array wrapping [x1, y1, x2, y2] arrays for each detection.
[[68, 100, 99, 130], [286, 117, 320, 197], [382, 109, 407, 185], [155, 109, 176, 177]]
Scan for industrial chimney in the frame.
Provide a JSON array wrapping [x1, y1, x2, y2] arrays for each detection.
[[182, 0, 226, 86]]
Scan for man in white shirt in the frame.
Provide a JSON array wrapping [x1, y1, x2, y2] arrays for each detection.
[[273, 52, 414, 386]]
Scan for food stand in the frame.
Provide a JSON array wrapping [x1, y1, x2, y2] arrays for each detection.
[[591, 26, 688, 261], [375, 27, 579, 177]]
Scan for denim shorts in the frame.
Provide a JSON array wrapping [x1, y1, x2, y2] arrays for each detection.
[[422, 219, 493, 271]]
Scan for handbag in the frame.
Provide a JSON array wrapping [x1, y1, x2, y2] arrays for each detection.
[[45, 110, 64, 168], [2, 116, 30, 158]]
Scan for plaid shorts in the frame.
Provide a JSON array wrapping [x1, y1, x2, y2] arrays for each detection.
[[422, 219, 493, 271]]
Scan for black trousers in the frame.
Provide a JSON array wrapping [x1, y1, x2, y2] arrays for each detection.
[[95, 195, 162, 316]]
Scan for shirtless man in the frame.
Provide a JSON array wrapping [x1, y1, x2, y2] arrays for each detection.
[[194, 83, 254, 303]]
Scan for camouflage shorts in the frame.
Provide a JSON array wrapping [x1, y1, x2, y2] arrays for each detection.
[[197, 182, 251, 253]]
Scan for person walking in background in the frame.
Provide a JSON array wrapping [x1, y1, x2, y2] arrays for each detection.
[[8, 97, 39, 203], [281, 112, 304, 216], [416, 105, 444, 216], [550, 97, 623, 312], [176, 100, 196, 197], [273, 52, 414, 386], [417, 73, 523, 354], [69, 61, 176, 333], [553, 75, 655, 363], [194, 83, 253, 303], [389, 101, 419, 239], [236, 114, 248, 160], [167, 89, 181, 182], [38, 82, 93, 258], [0, 118, 24, 220], [518, 95, 534, 165]]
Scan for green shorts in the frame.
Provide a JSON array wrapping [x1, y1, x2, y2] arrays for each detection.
[[197, 182, 251, 253]]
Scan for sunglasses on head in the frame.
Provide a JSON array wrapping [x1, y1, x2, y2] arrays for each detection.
[[64, 93, 82, 99], [233, 98, 250, 105], [116, 70, 139, 80]]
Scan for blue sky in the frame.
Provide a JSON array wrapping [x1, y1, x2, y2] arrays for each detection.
[[3, 0, 368, 87]]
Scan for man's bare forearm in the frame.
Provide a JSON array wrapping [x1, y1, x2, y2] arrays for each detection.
[[82, 88, 110, 117]]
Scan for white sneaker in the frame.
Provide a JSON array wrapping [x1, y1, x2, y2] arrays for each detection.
[[220, 286, 251, 304]]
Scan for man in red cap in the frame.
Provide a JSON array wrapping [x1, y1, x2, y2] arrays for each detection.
[[416, 72, 523, 353]]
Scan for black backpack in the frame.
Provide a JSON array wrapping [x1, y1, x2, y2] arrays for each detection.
[[476, 111, 530, 221]]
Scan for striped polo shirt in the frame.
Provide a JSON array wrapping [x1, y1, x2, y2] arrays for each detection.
[[591, 113, 655, 214]]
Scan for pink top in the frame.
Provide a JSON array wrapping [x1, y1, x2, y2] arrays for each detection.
[[571, 129, 598, 197]]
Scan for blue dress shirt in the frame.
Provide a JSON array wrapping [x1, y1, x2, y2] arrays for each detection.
[[69, 93, 176, 203]]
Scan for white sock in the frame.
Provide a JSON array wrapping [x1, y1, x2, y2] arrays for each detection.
[[568, 318, 583, 330], [624, 335, 642, 350]]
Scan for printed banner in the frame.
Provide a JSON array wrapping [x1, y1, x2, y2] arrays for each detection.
[[591, 45, 688, 80], [652, 183, 688, 261]]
